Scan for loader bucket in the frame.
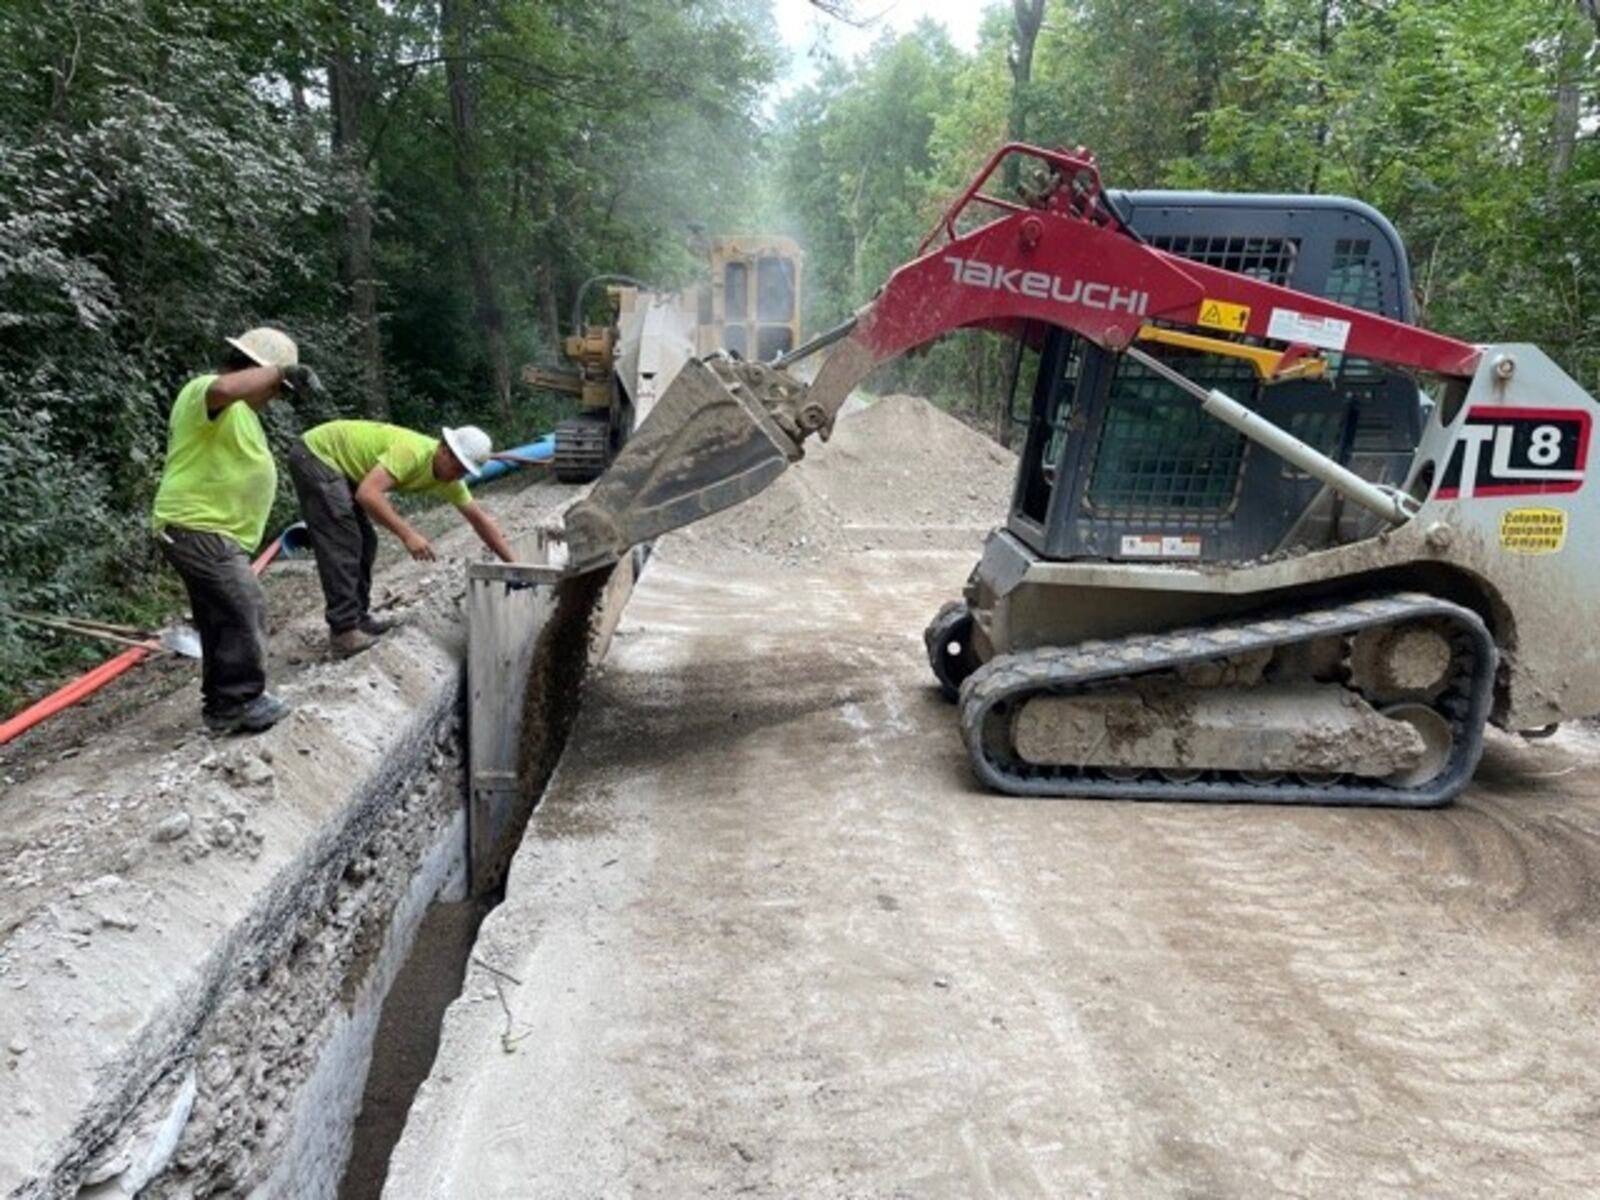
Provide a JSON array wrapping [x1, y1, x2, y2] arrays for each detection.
[[563, 357, 801, 571]]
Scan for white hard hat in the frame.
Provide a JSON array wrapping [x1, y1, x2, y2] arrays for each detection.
[[226, 327, 299, 369], [442, 425, 492, 478]]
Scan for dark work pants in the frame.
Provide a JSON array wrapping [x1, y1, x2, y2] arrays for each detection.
[[288, 441, 377, 634], [159, 528, 268, 716]]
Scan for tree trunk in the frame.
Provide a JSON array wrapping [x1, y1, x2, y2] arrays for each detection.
[[1307, 0, 1333, 194], [1550, 4, 1596, 181], [441, 0, 513, 423], [1002, 0, 1047, 194], [995, 0, 1046, 447], [535, 260, 562, 357], [327, 18, 387, 418]]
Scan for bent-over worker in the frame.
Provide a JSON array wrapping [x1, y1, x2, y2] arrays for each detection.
[[152, 327, 319, 735], [287, 420, 516, 658]]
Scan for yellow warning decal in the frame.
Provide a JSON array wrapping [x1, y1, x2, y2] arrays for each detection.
[[1198, 298, 1250, 333], [1499, 507, 1567, 554]]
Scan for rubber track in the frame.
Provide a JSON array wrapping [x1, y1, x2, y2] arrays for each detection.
[[554, 416, 611, 482], [958, 591, 1496, 807]]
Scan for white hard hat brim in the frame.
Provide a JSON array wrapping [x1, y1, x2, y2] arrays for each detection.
[[224, 336, 268, 367]]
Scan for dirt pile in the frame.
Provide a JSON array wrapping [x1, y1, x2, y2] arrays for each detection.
[[669, 394, 1017, 567]]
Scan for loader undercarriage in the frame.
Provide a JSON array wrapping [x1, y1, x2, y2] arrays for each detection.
[[944, 591, 1495, 806]]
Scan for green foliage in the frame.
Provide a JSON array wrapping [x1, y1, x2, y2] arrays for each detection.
[[769, 0, 1599, 425], [768, 20, 1012, 418], [1175, 0, 1600, 387], [0, 0, 337, 710], [0, 0, 776, 712]]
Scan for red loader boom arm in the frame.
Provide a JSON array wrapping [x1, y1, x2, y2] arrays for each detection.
[[563, 144, 1483, 570]]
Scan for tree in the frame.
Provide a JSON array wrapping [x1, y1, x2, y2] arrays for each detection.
[[327, 0, 387, 416], [438, 0, 513, 421], [1003, 0, 1047, 193]]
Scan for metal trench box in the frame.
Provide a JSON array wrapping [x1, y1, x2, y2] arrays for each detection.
[[465, 526, 645, 894]]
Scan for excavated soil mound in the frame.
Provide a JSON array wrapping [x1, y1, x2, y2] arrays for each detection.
[[669, 394, 1017, 567]]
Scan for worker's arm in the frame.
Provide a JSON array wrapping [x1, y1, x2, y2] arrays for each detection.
[[205, 364, 320, 414], [354, 467, 436, 561], [459, 501, 516, 563], [206, 366, 282, 414]]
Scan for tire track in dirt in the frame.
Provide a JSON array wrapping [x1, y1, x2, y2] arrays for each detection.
[[1125, 776, 1600, 1197], [1396, 732, 1600, 940], [938, 796, 1249, 1198]]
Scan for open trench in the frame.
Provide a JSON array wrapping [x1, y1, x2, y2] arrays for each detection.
[[42, 699, 470, 1200], [336, 565, 618, 1199], [35, 558, 624, 1200]]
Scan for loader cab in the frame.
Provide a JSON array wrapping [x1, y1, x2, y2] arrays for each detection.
[[1009, 193, 1423, 564]]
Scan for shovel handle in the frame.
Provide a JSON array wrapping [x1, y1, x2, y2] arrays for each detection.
[[8, 611, 166, 653]]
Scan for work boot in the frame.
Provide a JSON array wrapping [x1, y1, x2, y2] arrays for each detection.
[[203, 707, 245, 736], [238, 692, 290, 733], [358, 613, 398, 636], [204, 692, 290, 735], [330, 627, 379, 659]]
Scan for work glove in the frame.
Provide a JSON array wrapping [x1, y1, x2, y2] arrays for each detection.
[[281, 363, 324, 396]]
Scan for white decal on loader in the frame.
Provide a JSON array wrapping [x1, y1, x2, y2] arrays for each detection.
[[1119, 533, 1201, 559], [1266, 307, 1352, 352], [1437, 408, 1589, 499], [944, 255, 1149, 316]]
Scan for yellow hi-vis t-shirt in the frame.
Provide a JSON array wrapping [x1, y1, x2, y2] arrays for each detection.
[[301, 420, 471, 508], [151, 374, 278, 551]]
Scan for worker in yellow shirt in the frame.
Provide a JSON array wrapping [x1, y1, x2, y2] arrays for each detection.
[[287, 420, 517, 658], [152, 327, 319, 734]]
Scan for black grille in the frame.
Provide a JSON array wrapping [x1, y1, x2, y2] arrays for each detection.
[[1326, 239, 1383, 312], [1325, 238, 1388, 380], [1148, 234, 1299, 285], [1086, 353, 1257, 517], [1278, 409, 1349, 479]]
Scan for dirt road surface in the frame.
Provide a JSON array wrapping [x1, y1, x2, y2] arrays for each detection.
[[386, 401, 1600, 1198]]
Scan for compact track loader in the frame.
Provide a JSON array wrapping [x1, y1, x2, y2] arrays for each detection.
[[563, 143, 1600, 807]]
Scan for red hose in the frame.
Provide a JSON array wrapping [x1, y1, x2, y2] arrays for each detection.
[[0, 646, 154, 746], [251, 536, 283, 573], [0, 535, 284, 746]]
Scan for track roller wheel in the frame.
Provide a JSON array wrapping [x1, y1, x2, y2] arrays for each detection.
[[1239, 770, 1285, 785], [1381, 703, 1453, 789], [924, 600, 981, 702]]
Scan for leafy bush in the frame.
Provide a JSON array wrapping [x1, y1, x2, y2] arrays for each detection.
[[0, 0, 778, 714]]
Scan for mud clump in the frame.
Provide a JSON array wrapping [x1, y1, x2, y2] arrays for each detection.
[[669, 393, 1016, 567], [520, 568, 611, 787]]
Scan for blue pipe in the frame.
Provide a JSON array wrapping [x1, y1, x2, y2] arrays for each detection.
[[474, 434, 555, 483], [280, 522, 315, 557], [279, 433, 559, 558]]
